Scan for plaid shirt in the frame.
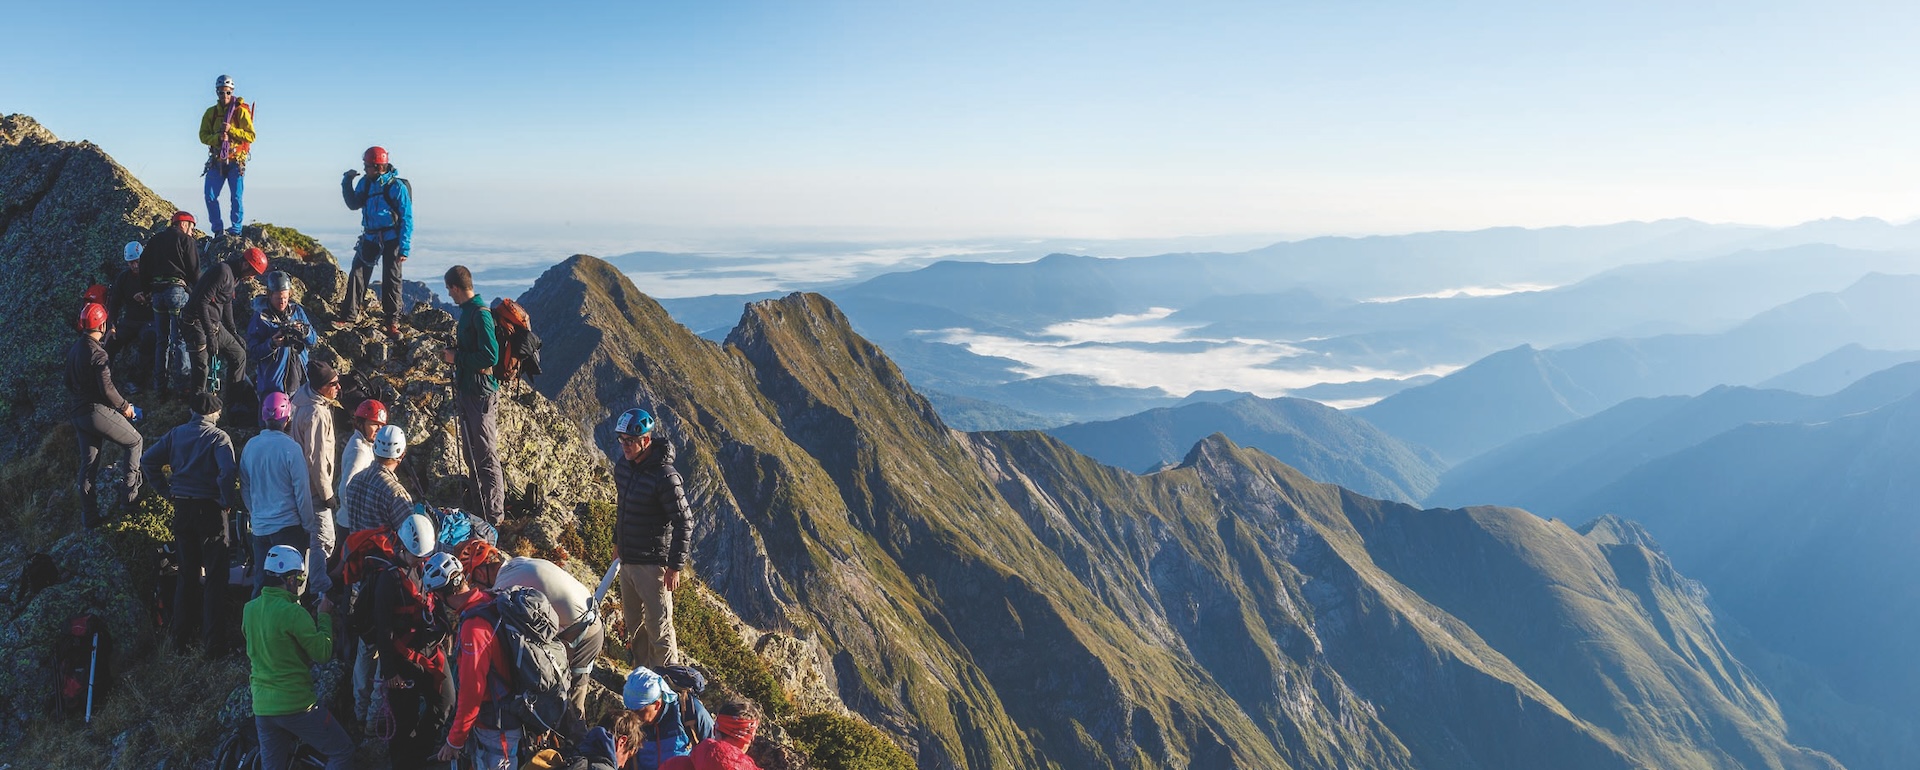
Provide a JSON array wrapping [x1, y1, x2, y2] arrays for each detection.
[[344, 464, 412, 533]]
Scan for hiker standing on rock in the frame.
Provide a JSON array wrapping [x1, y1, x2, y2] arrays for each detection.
[[140, 211, 200, 397], [611, 408, 691, 669], [186, 246, 267, 397], [336, 398, 388, 529], [244, 545, 353, 770], [441, 265, 506, 526], [345, 424, 416, 534], [241, 392, 317, 597], [66, 302, 143, 528], [199, 74, 255, 237], [340, 145, 412, 338], [291, 361, 342, 580], [106, 240, 155, 393], [141, 392, 237, 655]]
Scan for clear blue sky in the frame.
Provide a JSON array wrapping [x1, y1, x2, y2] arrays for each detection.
[[7, 0, 1920, 242]]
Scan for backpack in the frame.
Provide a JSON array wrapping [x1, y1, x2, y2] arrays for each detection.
[[464, 586, 569, 736], [341, 528, 404, 640], [489, 298, 542, 380], [433, 507, 497, 550], [651, 665, 710, 744], [52, 613, 112, 722]]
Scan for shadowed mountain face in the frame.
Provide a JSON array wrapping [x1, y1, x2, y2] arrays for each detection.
[[1045, 395, 1445, 503], [526, 254, 1839, 770], [1566, 392, 1920, 770]]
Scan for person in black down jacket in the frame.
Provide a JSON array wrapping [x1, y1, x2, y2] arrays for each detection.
[[185, 247, 265, 396], [610, 407, 690, 668]]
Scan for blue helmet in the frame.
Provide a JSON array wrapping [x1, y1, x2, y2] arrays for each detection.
[[615, 408, 655, 437]]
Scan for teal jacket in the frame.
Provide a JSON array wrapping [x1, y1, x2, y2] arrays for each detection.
[[454, 294, 500, 396], [242, 586, 335, 717]]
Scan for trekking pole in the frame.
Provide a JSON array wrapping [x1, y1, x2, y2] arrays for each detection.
[[84, 631, 99, 723]]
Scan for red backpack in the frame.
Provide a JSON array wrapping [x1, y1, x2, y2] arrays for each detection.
[[489, 298, 542, 381], [52, 613, 112, 722]]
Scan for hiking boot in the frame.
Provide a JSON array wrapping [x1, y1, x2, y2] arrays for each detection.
[[384, 322, 402, 340], [329, 317, 357, 331]]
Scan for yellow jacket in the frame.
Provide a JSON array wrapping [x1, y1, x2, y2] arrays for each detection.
[[200, 98, 256, 163]]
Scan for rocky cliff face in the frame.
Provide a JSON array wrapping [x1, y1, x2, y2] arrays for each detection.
[[0, 115, 176, 461], [526, 255, 1844, 770]]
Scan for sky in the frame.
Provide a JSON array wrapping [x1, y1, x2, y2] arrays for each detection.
[[8, 0, 1920, 247]]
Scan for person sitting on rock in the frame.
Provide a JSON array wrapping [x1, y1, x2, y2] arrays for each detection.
[[459, 545, 605, 745], [244, 545, 352, 770], [106, 240, 155, 394], [139, 211, 201, 397], [622, 667, 714, 770], [186, 246, 267, 396], [141, 392, 237, 655], [560, 711, 646, 770], [65, 302, 142, 528], [241, 391, 317, 598], [245, 270, 317, 396], [661, 698, 763, 770]]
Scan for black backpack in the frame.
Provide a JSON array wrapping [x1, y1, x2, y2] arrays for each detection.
[[52, 613, 113, 722], [152, 544, 180, 629], [13, 552, 60, 608], [651, 665, 709, 743], [464, 585, 569, 735]]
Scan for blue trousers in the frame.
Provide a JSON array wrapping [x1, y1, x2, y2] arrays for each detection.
[[204, 160, 245, 235]]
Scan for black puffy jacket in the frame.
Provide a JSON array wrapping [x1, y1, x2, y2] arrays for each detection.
[[614, 441, 691, 569]]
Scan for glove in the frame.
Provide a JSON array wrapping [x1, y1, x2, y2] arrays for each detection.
[[343, 170, 359, 180], [323, 496, 340, 511]]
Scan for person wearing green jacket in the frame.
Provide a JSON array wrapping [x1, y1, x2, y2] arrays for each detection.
[[440, 265, 505, 525], [243, 545, 353, 770]]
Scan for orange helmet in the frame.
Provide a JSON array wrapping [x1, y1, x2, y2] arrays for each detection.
[[454, 539, 503, 587]]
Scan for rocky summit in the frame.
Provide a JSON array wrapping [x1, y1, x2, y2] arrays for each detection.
[[0, 115, 1858, 769]]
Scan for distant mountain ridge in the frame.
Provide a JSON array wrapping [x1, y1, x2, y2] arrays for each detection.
[[1046, 394, 1445, 503], [1361, 272, 1920, 462]]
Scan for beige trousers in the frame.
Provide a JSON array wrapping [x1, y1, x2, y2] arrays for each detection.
[[618, 563, 679, 669]]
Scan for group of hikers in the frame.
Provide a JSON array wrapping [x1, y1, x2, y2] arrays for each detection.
[[56, 75, 764, 770]]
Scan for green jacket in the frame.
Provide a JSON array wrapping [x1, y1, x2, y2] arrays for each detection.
[[242, 586, 335, 717], [454, 294, 500, 396]]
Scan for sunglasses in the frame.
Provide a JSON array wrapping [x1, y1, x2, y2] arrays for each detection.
[[618, 435, 650, 446]]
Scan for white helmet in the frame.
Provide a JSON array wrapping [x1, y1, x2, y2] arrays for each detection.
[[374, 425, 407, 459], [215, 74, 236, 90], [264, 545, 305, 576], [397, 513, 436, 558], [423, 552, 464, 592], [123, 241, 142, 262]]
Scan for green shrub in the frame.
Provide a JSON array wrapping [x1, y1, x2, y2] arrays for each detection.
[[579, 500, 616, 572], [787, 712, 916, 770], [256, 222, 322, 257], [674, 582, 793, 720]]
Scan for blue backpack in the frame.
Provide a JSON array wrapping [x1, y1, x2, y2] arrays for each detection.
[[432, 507, 497, 550]]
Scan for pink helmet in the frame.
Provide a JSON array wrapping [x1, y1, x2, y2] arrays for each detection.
[[261, 391, 293, 426]]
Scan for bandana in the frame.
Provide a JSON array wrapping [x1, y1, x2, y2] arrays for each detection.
[[714, 714, 758, 749]]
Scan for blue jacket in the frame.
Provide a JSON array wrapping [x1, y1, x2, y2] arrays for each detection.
[[342, 167, 413, 255], [245, 297, 317, 365], [240, 429, 315, 536], [632, 695, 713, 770], [141, 415, 238, 506]]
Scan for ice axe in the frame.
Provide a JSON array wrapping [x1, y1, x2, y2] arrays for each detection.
[[592, 558, 622, 610]]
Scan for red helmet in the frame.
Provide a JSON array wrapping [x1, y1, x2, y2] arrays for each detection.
[[77, 302, 108, 331], [363, 146, 389, 165], [354, 398, 389, 425], [82, 284, 109, 305], [171, 210, 195, 224], [243, 247, 268, 276]]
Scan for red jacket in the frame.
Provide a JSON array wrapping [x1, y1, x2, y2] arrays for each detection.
[[445, 591, 514, 749], [658, 741, 760, 770]]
